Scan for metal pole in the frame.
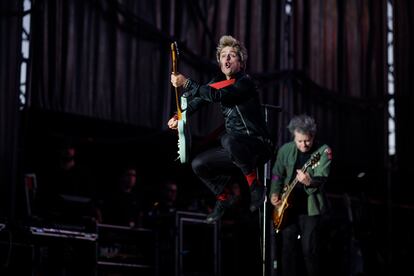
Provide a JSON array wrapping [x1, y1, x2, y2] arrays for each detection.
[[262, 106, 269, 276], [261, 104, 281, 276]]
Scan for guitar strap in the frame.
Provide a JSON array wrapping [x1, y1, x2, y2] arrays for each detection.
[[208, 78, 235, 89]]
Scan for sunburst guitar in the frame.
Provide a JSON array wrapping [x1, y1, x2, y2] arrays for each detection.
[[171, 41, 191, 163], [272, 152, 321, 232]]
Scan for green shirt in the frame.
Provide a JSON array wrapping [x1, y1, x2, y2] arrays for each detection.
[[270, 141, 332, 216]]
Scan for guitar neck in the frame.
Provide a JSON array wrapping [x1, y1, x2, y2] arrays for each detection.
[[171, 42, 178, 74], [174, 87, 182, 118], [284, 162, 309, 196], [171, 42, 182, 116]]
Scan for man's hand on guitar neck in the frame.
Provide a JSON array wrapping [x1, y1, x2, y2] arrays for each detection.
[[167, 114, 179, 130], [296, 170, 312, 186], [171, 73, 188, 88]]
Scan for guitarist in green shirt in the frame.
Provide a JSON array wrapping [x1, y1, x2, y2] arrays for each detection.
[[269, 114, 332, 276]]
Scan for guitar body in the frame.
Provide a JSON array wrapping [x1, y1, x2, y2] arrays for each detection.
[[177, 96, 191, 163], [272, 152, 321, 233], [272, 191, 292, 232]]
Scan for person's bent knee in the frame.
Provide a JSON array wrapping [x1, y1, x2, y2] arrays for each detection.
[[220, 134, 236, 151], [191, 157, 205, 175]]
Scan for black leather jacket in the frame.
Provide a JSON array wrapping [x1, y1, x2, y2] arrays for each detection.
[[183, 71, 271, 146]]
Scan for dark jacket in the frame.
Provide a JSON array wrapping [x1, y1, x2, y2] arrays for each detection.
[[184, 71, 271, 146]]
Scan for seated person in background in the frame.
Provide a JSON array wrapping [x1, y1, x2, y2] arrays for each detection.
[[148, 180, 181, 217], [36, 141, 101, 224], [102, 165, 144, 228]]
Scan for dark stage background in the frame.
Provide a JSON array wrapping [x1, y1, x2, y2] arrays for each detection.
[[1, 0, 414, 275]]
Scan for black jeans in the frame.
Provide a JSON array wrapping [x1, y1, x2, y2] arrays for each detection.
[[278, 214, 322, 276], [191, 133, 271, 196]]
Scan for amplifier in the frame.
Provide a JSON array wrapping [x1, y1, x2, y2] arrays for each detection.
[[96, 223, 157, 275], [175, 211, 221, 276]]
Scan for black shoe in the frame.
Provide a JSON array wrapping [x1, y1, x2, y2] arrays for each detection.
[[249, 181, 265, 212], [205, 201, 225, 224], [205, 196, 237, 224]]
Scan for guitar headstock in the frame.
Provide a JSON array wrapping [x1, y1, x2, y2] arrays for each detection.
[[174, 41, 179, 56], [171, 41, 179, 73], [305, 152, 321, 169], [171, 41, 179, 58]]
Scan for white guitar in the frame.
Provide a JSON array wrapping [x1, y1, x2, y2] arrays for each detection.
[[171, 42, 191, 163]]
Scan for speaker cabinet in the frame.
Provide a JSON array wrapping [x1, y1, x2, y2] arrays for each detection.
[[175, 211, 220, 276]]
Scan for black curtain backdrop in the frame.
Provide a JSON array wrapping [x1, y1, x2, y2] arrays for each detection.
[[0, 1, 22, 221], [283, 0, 388, 197], [27, 0, 286, 136], [394, 0, 414, 202], [392, 3, 414, 273]]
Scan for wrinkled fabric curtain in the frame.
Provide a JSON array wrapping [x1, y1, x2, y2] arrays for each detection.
[[0, 1, 22, 219], [29, 0, 172, 130], [28, 0, 284, 137], [28, 0, 389, 188]]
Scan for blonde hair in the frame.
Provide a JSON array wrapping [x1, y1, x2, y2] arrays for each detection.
[[216, 35, 248, 69]]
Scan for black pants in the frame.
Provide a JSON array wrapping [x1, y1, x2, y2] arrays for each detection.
[[191, 133, 271, 196], [278, 214, 322, 276]]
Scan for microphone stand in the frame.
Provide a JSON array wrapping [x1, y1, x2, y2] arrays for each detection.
[[261, 104, 281, 276]]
